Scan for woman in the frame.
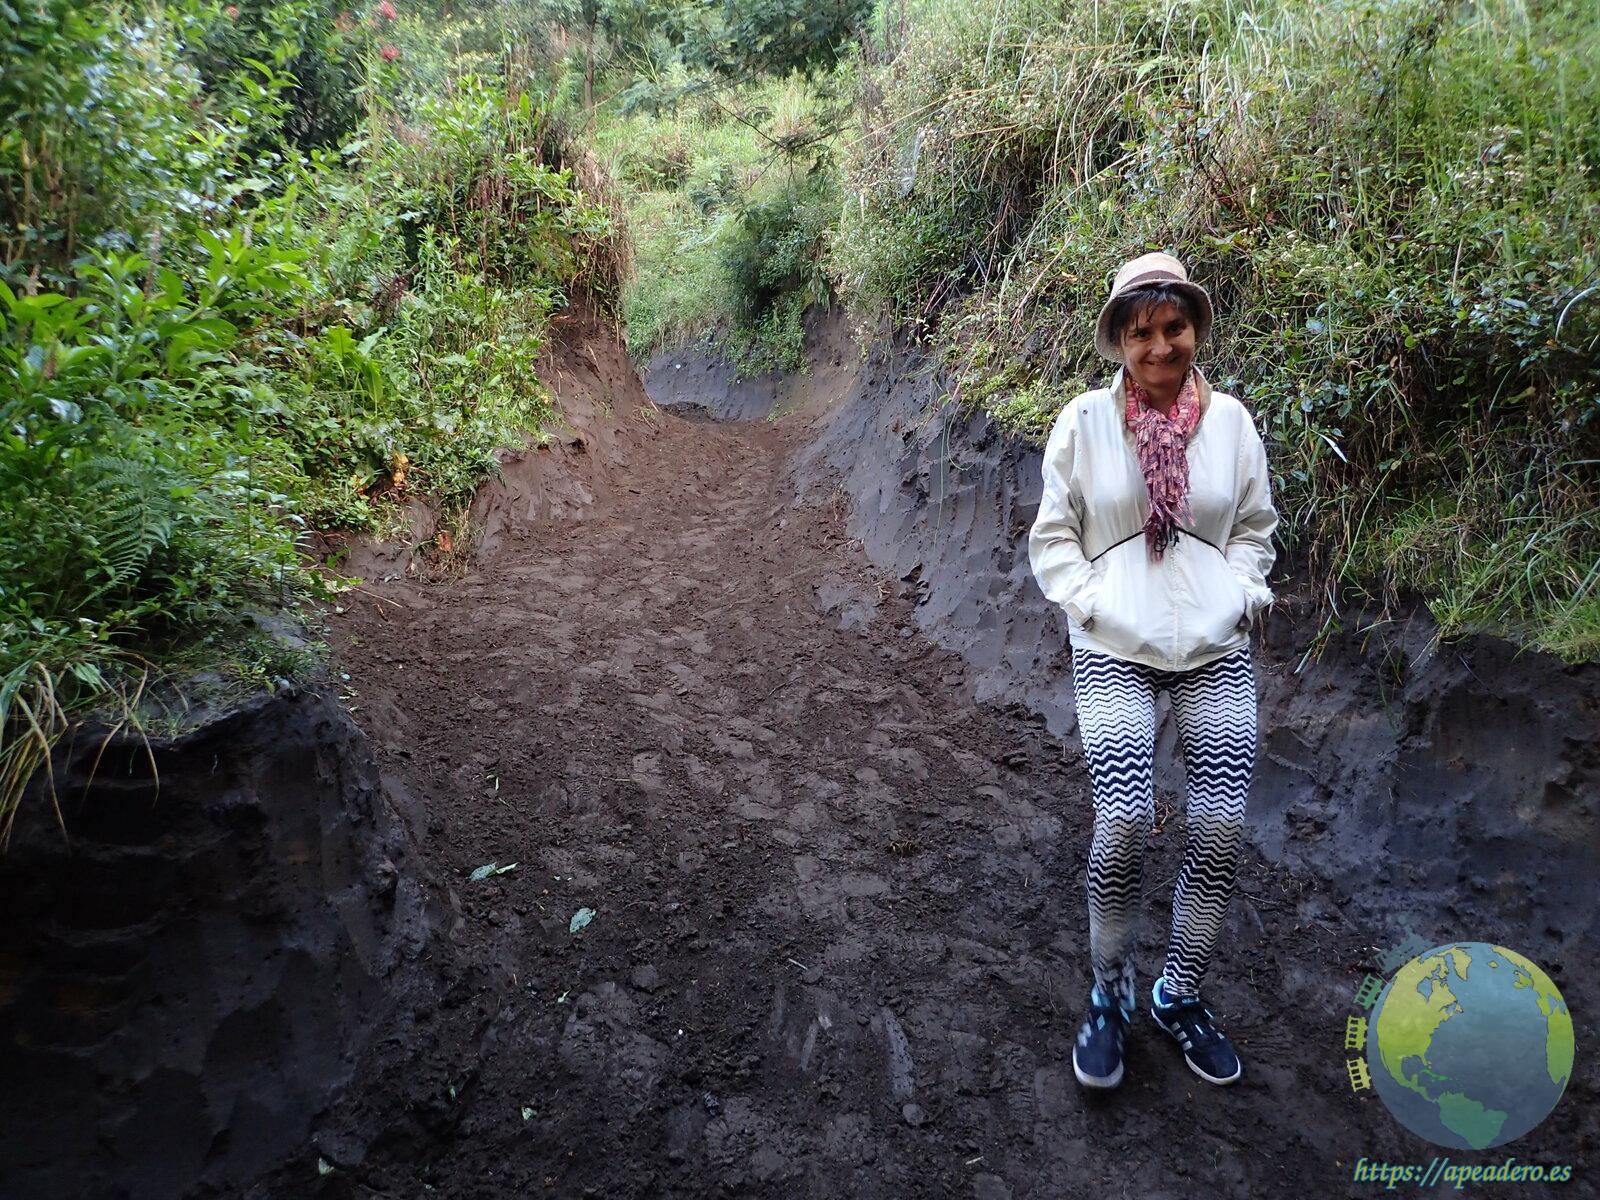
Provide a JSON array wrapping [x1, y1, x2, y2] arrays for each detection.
[[1028, 252, 1278, 1090]]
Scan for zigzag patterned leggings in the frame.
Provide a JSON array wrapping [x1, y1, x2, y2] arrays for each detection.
[[1071, 645, 1257, 1005]]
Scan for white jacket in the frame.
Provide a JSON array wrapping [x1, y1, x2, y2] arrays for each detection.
[[1028, 365, 1278, 671]]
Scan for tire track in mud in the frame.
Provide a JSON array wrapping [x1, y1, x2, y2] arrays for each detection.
[[305, 405, 1417, 1199]]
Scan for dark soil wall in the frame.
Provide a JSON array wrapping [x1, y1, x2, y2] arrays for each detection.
[[645, 313, 1600, 1000], [0, 686, 432, 1200], [642, 318, 864, 425]]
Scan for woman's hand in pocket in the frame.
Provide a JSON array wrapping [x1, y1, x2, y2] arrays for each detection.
[[1234, 579, 1274, 631], [1232, 577, 1252, 631]]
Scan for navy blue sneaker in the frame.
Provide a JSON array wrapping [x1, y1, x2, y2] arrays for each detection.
[[1150, 977, 1243, 1085], [1072, 986, 1133, 1089]]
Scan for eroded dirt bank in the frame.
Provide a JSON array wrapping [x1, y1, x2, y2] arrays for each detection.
[[0, 686, 430, 1199], [233, 313, 1593, 1197]]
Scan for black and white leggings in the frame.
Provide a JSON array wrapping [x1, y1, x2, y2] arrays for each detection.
[[1070, 644, 1257, 1006]]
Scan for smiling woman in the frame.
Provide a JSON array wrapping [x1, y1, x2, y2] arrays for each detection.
[[1028, 251, 1278, 1094], [1031, 254, 1278, 667]]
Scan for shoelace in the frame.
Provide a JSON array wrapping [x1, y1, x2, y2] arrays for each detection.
[[1162, 994, 1222, 1048]]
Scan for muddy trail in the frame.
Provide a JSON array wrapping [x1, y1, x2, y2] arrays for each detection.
[[234, 357, 1556, 1200]]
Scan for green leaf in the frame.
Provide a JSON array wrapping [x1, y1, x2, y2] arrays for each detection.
[[569, 906, 596, 934], [469, 862, 518, 881], [67, 661, 106, 688]]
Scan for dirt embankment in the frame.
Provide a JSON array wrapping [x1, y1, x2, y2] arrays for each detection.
[[0, 687, 430, 1199]]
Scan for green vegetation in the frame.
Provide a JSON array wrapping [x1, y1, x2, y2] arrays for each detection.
[[0, 0, 620, 837], [554, 3, 860, 370], [831, 0, 1599, 660]]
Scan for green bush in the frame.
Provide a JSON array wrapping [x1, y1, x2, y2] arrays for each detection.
[[580, 57, 846, 373], [0, 0, 266, 290], [719, 174, 836, 372], [0, 238, 313, 842]]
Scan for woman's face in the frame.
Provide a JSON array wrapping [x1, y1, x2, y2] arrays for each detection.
[[1119, 300, 1196, 394]]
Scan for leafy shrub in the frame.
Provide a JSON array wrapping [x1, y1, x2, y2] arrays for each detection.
[[691, 0, 875, 79], [720, 174, 836, 372], [619, 131, 695, 190], [0, 0, 257, 290], [582, 57, 845, 372], [0, 248, 312, 842]]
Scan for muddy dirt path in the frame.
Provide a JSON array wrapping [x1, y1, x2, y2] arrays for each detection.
[[296, 402, 1427, 1199]]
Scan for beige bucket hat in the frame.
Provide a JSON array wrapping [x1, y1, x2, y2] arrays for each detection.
[[1094, 251, 1214, 362]]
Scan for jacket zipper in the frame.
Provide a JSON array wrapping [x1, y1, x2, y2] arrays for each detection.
[[1087, 526, 1223, 564]]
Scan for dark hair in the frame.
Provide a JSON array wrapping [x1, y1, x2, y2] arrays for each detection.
[[1105, 282, 1200, 346]]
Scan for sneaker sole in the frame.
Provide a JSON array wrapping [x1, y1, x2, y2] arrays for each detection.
[[1150, 1007, 1243, 1086], [1072, 1054, 1124, 1089]]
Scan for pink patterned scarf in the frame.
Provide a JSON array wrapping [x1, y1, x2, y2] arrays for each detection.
[[1124, 369, 1201, 560]]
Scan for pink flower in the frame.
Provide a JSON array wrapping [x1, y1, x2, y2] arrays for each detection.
[[380, 44, 399, 61], [224, 4, 238, 16], [377, 1, 397, 19]]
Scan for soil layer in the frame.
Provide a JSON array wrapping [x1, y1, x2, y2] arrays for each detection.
[[0, 687, 429, 1200]]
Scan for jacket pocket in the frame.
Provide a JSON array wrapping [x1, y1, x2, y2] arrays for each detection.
[[1076, 557, 1108, 629], [1085, 541, 1164, 662], [1182, 539, 1249, 657]]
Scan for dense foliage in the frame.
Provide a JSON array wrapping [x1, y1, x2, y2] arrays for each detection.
[[547, 0, 854, 370], [0, 0, 620, 837]]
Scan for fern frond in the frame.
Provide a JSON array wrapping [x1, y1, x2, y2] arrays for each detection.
[[79, 455, 177, 603]]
